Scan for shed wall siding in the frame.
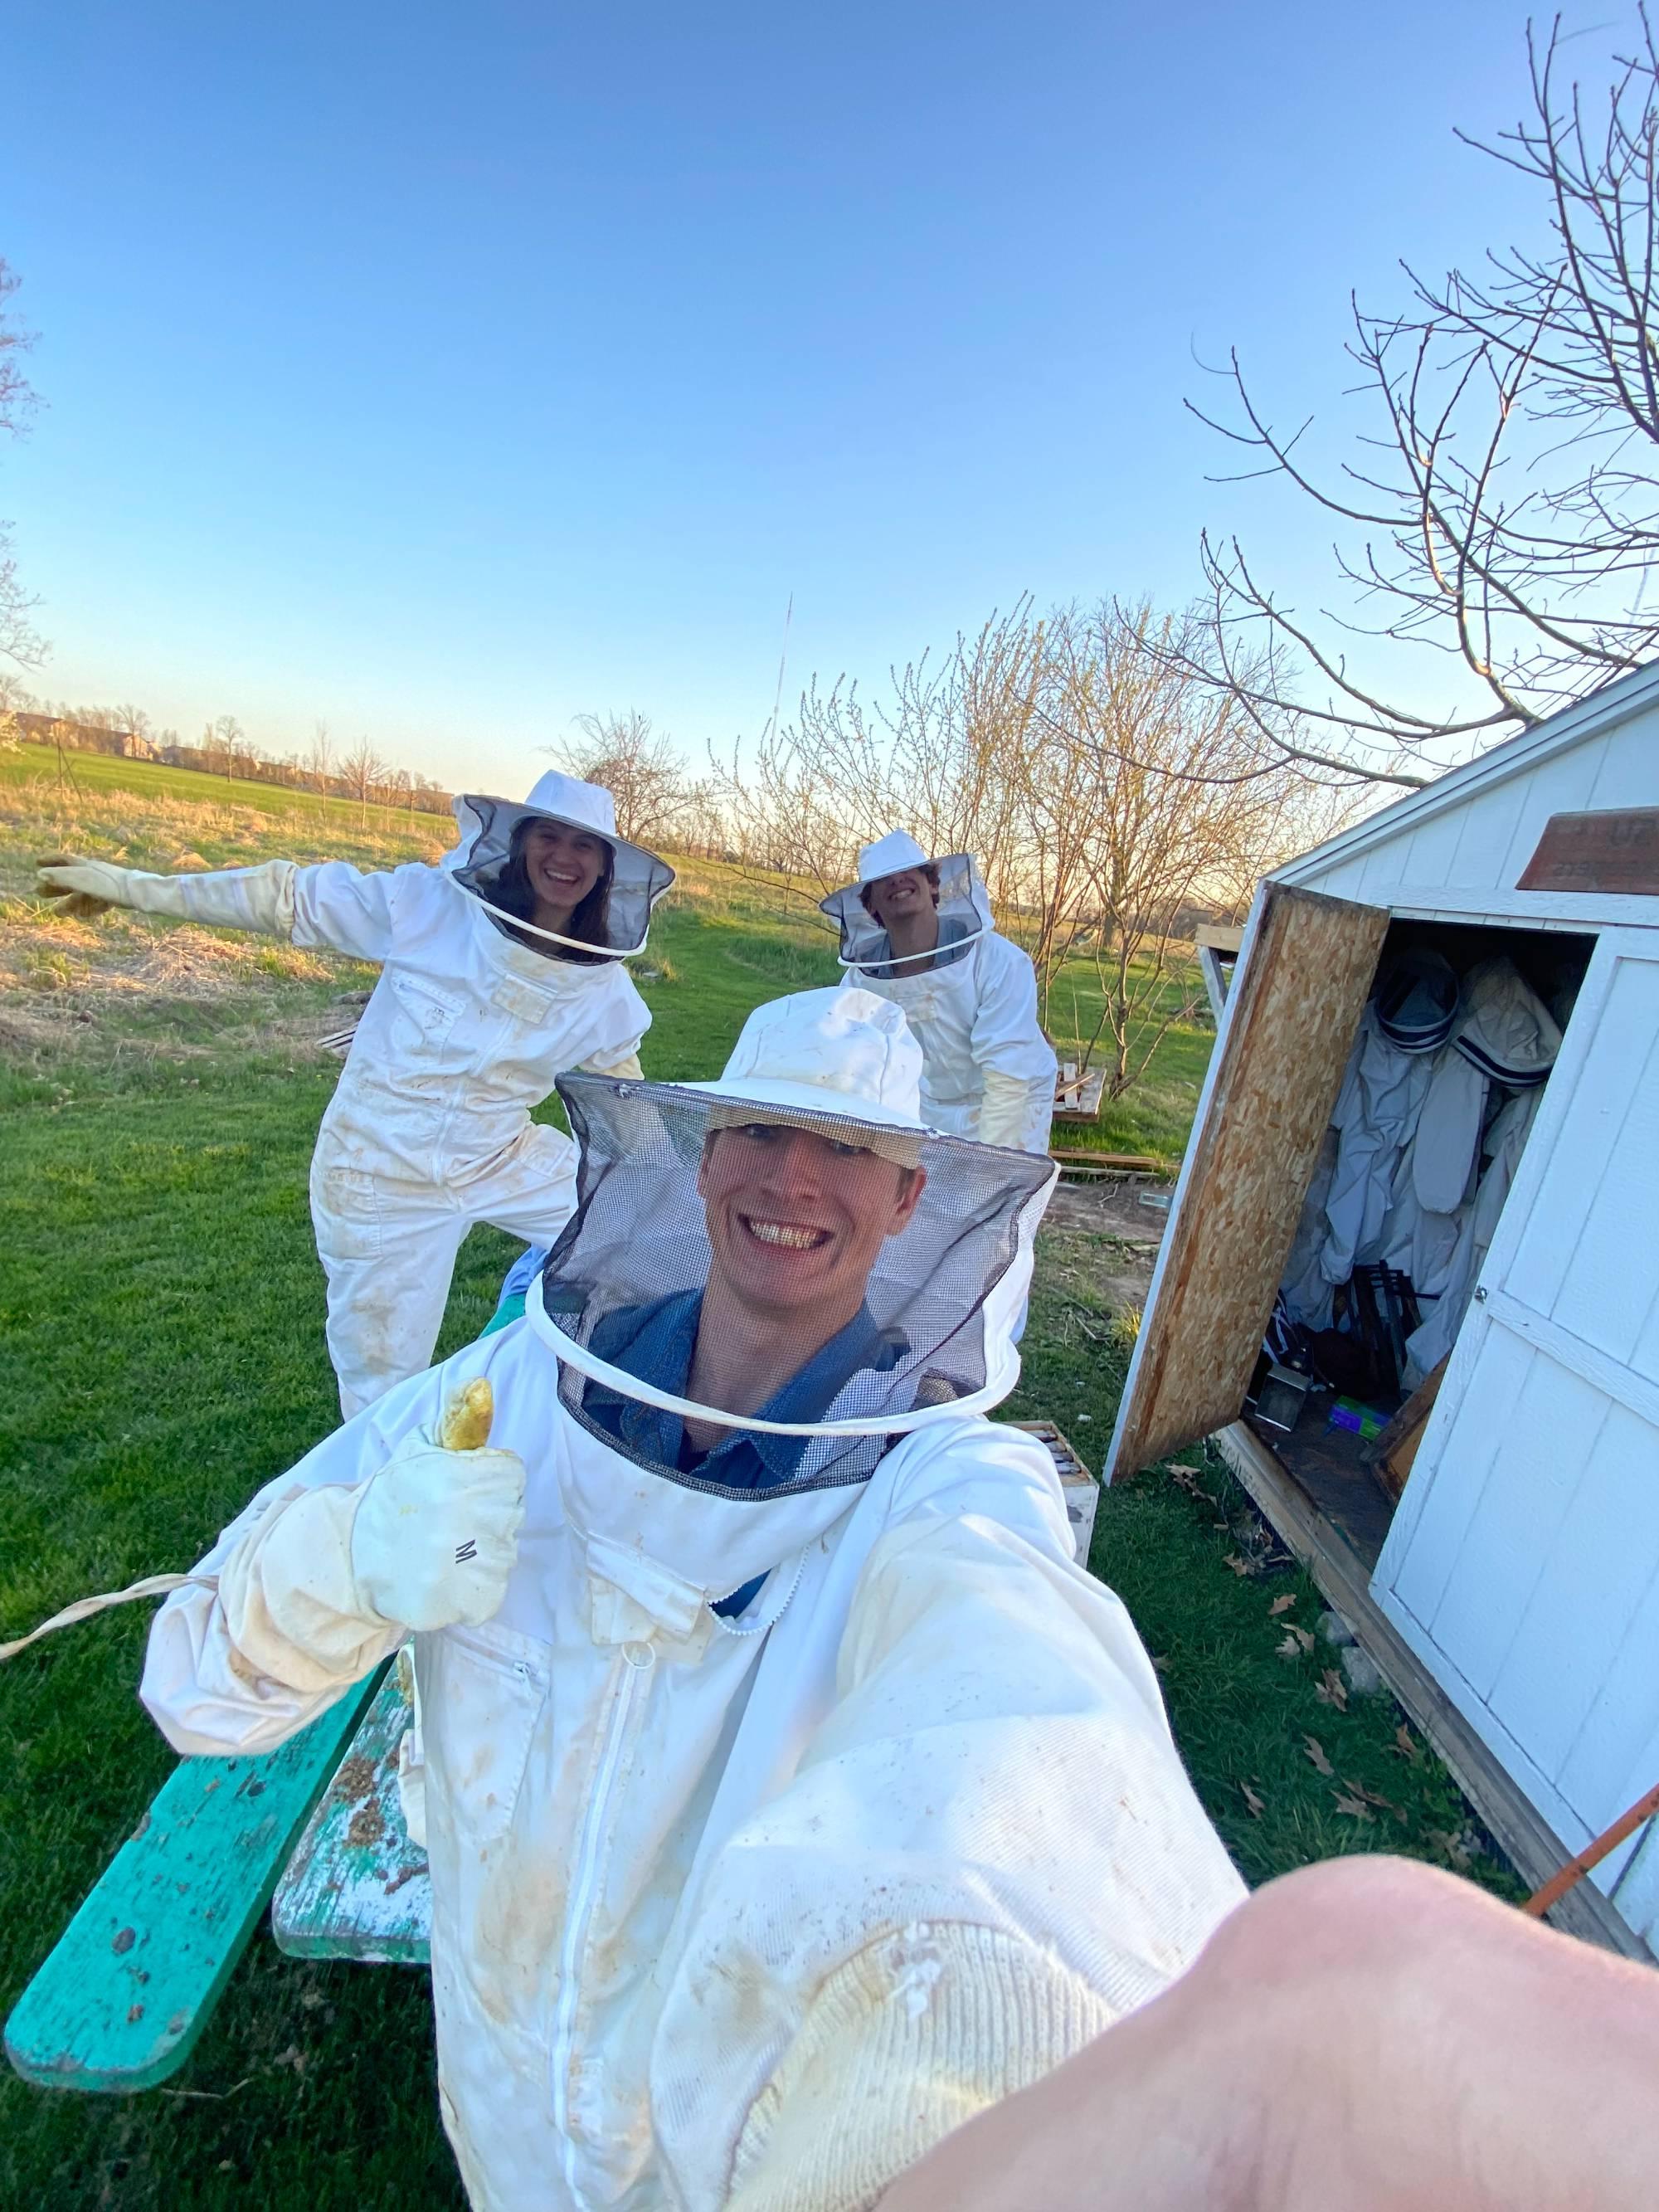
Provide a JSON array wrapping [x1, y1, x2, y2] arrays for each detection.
[[1376, 941, 1659, 1950], [1290, 709, 1659, 904]]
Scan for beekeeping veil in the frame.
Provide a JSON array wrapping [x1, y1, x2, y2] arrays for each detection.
[[445, 769, 676, 957], [526, 987, 1056, 1493], [1411, 956, 1564, 1213], [820, 831, 995, 978]]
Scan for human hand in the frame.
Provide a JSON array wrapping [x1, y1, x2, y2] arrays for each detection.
[[878, 1857, 1659, 2212]]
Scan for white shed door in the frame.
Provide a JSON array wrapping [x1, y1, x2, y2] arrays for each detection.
[[1377, 930, 1659, 1944]]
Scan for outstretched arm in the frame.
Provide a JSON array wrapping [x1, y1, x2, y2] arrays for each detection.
[[878, 1854, 1659, 2212], [654, 1433, 1243, 2212], [36, 855, 412, 963]]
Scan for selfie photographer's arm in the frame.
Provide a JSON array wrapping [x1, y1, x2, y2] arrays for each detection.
[[684, 1434, 1243, 2212]]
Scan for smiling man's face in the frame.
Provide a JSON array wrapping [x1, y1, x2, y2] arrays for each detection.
[[697, 1120, 926, 1320], [864, 867, 937, 932]]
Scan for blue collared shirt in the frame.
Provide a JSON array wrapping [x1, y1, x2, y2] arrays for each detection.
[[865, 912, 972, 974], [577, 1289, 907, 1616]]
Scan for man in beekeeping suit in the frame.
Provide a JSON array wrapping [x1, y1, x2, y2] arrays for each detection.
[[39, 772, 673, 1417], [141, 986, 1242, 2212], [821, 832, 1058, 1156]]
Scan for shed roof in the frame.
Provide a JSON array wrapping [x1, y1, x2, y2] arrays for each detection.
[[1273, 660, 1659, 894]]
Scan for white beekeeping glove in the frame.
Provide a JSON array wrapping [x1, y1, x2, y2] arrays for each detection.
[[36, 855, 299, 935], [349, 1391, 526, 1632], [979, 1066, 1048, 1152]]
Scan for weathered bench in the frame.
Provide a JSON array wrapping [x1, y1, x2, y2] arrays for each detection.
[[5, 1421, 1095, 2092], [270, 1663, 431, 1966], [4, 1670, 384, 2093]]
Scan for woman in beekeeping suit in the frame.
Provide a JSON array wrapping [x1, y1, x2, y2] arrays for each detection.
[[37, 772, 673, 1417], [821, 831, 1058, 1156], [140, 985, 1243, 2212]]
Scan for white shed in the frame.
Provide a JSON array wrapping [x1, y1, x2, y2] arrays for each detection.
[[1106, 660, 1659, 1960]]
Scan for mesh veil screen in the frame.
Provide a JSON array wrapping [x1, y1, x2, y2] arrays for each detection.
[[538, 1078, 1053, 1493], [453, 796, 674, 956], [821, 854, 989, 975]]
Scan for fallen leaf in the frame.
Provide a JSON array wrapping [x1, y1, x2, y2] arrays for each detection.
[[1239, 1781, 1266, 1818], [1302, 1735, 1334, 1776], [1343, 1779, 1405, 1819], [1428, 1827, 1472, 1869], [1268, 1594, 1297, 1616], [1393, 1723, 1420, 1762], [1150, 1653, 1169, 1673], [1331, 1790, 1375, 1822], [1276, 1624, 1315, 1658], [1224, 1553, 1252, 1576], [1314, 1668, 1350, 1712]]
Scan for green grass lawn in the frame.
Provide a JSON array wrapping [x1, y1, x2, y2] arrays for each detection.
[[0, 763, 1520, 2208]]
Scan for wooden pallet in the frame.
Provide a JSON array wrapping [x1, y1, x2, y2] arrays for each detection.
[[1052, 1065, 1107, 1121], [1010, 1420, 1100, 1563]]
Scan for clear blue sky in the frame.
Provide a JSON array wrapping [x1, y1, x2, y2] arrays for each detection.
[[0, 2, 1640, 796]]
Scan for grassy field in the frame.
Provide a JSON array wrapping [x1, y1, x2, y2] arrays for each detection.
[[0, 758, 1520, 2208]]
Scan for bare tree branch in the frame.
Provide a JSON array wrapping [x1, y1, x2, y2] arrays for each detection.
[[1170, 14, 1659, 783]]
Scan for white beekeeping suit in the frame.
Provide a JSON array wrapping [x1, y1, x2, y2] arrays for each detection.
[[1384, 957, 1562, 1386], [821, 832, 1058, 1155], [142, 987, 1243, 2212], [1280, 950, 1459, 1331], [38, 772, 673, 1416]]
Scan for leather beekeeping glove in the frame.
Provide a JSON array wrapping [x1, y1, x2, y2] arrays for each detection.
[[35, 855, 300, 935], [348, 1418, 527, 1632], [33, 855, 157, 919], [980, 1066, 1046, 1152]]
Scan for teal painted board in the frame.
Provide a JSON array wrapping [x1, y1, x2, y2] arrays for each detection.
[[5, 1672, 381, 2095], [271, 1663, 431, 1964]]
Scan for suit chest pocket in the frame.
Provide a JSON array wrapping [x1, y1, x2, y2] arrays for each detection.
[[420, 1625, 549, 1853], [387, 970, 467, 1057]]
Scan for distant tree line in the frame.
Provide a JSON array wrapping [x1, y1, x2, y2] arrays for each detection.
[[0, 685, 455, 821]]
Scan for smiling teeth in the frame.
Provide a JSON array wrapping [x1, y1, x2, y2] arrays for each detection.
[[747, 1220, 826, 1250]]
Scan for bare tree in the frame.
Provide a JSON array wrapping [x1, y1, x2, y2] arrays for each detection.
[[202, 714, 248, 782], [338, 737, 388, 826], [0, 260, 45, 671], [109, 700, 153, 743], [556, 710, 711, 845], [713, 602, 1044, 902], [1042, 604, 1318, 1093], [1168, 12, 1659, 790], [714, 598, 1321, 1092], [309, 719, 334, 797]]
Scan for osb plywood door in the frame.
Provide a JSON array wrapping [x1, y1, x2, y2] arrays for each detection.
[[1107, 883, 1388, 1481]]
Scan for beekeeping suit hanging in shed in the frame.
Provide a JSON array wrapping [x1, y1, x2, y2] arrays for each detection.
[[1384, 957, 1563, 1385]]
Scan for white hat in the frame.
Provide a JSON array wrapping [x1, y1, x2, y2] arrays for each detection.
[[855, 829, 933, 884], [820, 832, 994, 977], [683, 986, 926, 1158], [445, 771, 675, 957]]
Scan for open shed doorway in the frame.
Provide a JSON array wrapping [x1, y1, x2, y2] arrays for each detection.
[[1243, 917, 1598, 1571]]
